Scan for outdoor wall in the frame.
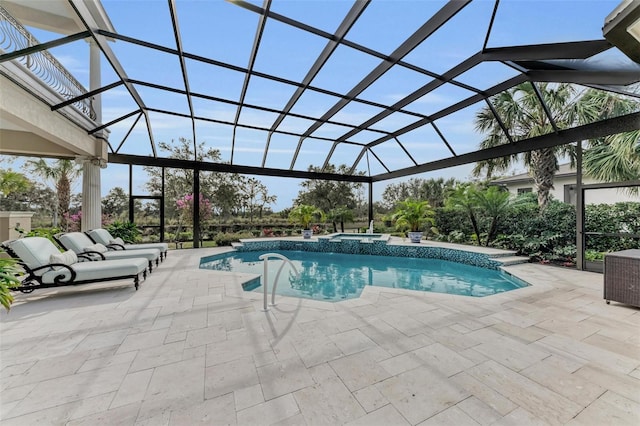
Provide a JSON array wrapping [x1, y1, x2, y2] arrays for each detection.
[[0, 211, 34, 242], [505, 175, 639, 205]]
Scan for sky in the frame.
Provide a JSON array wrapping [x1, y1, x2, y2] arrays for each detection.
[[4, 0, 630, 211]]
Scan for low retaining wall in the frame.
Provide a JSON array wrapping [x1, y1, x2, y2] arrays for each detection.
[[234, 238, 502, 270]]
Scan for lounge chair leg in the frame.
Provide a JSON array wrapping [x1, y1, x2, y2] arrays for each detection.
[[143, 269, 147, 280], [156, 258, 159, 267], [134, 275, 139, 290], [148, 261, 153, 273]]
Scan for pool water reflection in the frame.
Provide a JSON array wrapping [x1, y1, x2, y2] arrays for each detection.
[[200, 250, 527, 302]]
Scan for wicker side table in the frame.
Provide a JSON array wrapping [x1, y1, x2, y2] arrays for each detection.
[[604, 249, 640, 307]]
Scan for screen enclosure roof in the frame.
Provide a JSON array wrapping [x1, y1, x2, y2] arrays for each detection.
[[13, 0, 640, 182]]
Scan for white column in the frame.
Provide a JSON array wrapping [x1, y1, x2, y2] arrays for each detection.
[[83, 41, 104, 231], [81, 159, 102, 231], [89, 40, 101, 122]]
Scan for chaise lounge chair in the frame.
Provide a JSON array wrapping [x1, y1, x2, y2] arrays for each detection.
[[1, 237, 148, 292], [56, 232, 161, 273], [86, 228, 168, 261]]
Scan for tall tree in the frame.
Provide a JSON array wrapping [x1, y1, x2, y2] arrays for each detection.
[[143, 138, 226, 221], [23, 159, 81, 229], [238, 177, 276, 222], [328, 207, 354, 233], [583, 130, 640, 183], [474, 186, 511, 246], [382, 177, 458, 210], [473, 83, 638, 210], [446, 184, 482, 245], [578, 90, 640, 183], [0, 169, 31, 197], [102, 187, 129, 219], [295, 164, 364, 231]]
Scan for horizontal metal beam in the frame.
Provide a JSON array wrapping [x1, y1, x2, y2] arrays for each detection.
[[0, 31, 91, 63], [582, 180, 640, 190], [108, 153, 372, 183], [52, 80, 123, 111], [372, 111, 640, 182], [482, 40, 612, 61], [527, 69, 640, 85]]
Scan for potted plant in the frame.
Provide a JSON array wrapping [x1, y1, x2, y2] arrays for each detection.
[[288, 204, 324, 239], [392, 199, 435, 243]]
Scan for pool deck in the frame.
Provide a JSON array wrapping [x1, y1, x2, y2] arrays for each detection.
[[1, 242, 639, 425]]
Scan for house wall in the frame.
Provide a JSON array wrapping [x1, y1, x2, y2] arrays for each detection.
[[504, 175, 639, 205]]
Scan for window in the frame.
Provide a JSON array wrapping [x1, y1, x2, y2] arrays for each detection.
[[517, 187, 532, 194]]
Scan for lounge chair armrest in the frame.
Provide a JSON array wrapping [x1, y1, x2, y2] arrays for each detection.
[[81, 251, 106, 260], [107, 243, 125, 250], [30, 263, 77, 284]]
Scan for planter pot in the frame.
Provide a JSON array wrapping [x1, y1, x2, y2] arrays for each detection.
[[408, 231, 423, 243], [585, 260, 604, 273], [302, 229, 313, 239]]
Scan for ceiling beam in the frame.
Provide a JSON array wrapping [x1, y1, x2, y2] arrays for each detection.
[[261, 0, 370, 168], [0, 31, 90, 63], [306, 0, 472, 169], [372, 111, 640, 182], [482, 40, 612, 61], [167, 0, 197, 158], [67, 0, 157, 156], [108, 153, 372, 183], [526, 69, 640, 85]]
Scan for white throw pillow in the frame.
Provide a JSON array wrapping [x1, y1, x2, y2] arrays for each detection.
[[110, 237, 125, 245], [50, 250, 78, 266], [84, 243, 108, 253]]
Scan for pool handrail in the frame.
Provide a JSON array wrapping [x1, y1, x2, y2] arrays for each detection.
[[258, 253, 299, 311]]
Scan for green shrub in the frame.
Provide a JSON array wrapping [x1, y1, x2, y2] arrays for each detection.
[[585, 202, 640, 252], [212, 232, 254, 246], [585, 250, 605, 261], [106, 221, 140, 243], [26, 227, 61, 242]]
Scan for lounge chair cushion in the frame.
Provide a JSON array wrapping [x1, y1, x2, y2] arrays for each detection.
[[50, 250, 78, 265], [87, 229, 117, 245], [40, 257, 148, 284], [110, 237, 125, 245], [87, 229, 168, 254], [7, 237, 60, 269], [102, 248, 160, 263], [58, 232, 160, 263], [84, 243, 108, 253]]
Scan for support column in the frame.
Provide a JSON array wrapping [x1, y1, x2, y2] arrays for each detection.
[[89, 40, 102, 123], [193, 168, 200, 248], [368, 182, 374, 224], [81, 40, 104, 232], [81, 159, 103, 231], [576, 140, 584, 270]]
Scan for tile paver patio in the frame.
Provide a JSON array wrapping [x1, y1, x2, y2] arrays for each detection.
[[1, 245, 639, 425]]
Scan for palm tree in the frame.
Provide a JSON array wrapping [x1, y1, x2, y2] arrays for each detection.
[[328, 207, 354, 233], [0, 170, 31, 197], [446, 184, 482, 245], [583, 130, 640, 183], [24, 159, 81, 229], [578, 90, 640, 183], [474, 186, 511, 246], [474, 82, 638, 210], [392, 198, 436, 243]]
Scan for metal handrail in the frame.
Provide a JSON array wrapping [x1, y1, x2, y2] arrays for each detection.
[[0, 6, 95, 120], [258, 253, 299, 311]]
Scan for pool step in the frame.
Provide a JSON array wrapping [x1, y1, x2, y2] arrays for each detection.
[[494, 256, 530, 266], [488, 250, 519, 258]]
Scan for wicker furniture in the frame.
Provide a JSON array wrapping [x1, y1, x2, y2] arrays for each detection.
[[604, 249, 640, 307]]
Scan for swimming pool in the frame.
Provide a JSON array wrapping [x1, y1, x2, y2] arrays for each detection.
[[199, 250, 527, 301]]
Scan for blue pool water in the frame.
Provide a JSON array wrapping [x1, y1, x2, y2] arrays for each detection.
[[199, 250, 527, 301]]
